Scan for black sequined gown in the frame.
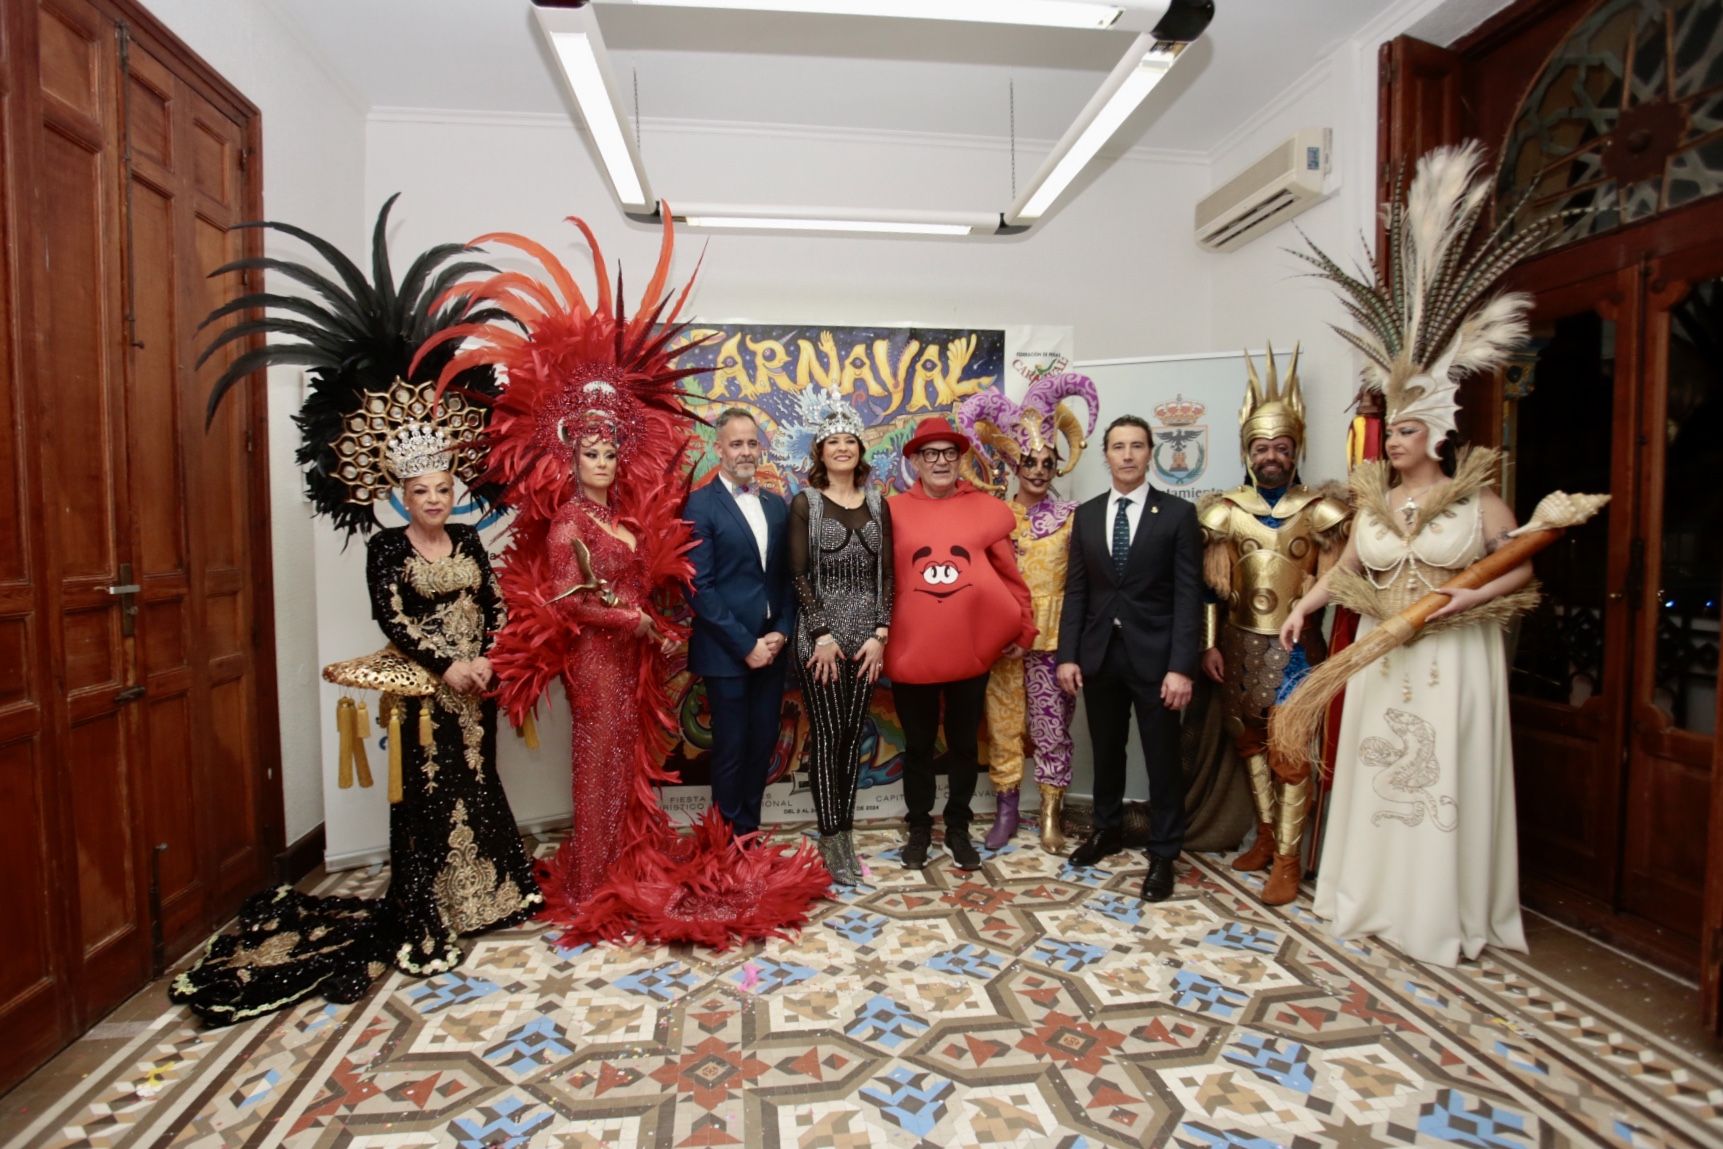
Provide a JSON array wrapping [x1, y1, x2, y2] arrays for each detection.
[[169, 524, 541, 1026]]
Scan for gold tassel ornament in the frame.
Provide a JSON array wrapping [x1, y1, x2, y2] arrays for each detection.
[[419, 703, 434, 747], [336, 696, 356, 789], [388, 697, 404, 803], [518, 709, 540, 750], [351, 699, 374, 787]]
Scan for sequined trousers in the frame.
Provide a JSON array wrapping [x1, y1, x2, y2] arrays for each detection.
[[797, 519, 886, 836], [984, 651, 1075, 789]]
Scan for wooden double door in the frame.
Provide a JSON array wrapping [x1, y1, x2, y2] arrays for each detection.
[[1378, 0, 1723, 1022], [1504, 224, 1723, 982], [0, 0, 280, 1092]]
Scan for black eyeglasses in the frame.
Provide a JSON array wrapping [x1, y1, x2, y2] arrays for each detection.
[[917, 447, 961, 462]]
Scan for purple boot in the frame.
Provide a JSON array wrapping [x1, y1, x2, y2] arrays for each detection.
[[985, 788, 1020, 850]]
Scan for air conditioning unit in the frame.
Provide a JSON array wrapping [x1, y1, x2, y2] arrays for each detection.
[[1195, 128, 1331, 253]]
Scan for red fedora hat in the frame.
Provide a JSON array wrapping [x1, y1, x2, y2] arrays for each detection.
[[903, 416, 971, 458]]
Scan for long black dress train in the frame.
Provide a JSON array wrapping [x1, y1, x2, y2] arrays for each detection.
[[170, 523, 541, 1025]]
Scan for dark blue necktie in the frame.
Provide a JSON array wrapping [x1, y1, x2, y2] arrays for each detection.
[[1112, 497, 1132, 579]]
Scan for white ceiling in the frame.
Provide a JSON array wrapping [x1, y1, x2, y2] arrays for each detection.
[[265, 0, 1400, 154]]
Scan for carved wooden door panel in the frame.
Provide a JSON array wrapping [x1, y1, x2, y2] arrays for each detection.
[[120, 30, 272, 966], [32, 0, 152, 1033], [0, 0, 80, 1089]]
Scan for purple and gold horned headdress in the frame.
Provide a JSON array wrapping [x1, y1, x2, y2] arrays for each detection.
[[956, 371, 1100, 494]]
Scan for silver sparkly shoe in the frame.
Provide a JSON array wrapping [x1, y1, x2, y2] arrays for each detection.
[[836, 832, 865, 886], [815, 834, 852, 888]]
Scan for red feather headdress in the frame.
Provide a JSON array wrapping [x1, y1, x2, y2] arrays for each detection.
[[410, 211, 708, 720]]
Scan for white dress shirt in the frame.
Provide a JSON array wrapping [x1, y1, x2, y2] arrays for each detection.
[[721, 472, 770, 570], [1105, 482, 1148, 557]]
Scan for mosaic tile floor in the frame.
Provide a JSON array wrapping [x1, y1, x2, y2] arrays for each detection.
[[4, 827, 1721, 1148]]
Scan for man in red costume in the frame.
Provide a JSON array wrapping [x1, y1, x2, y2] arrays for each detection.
[[886, 416, 1037, 871]]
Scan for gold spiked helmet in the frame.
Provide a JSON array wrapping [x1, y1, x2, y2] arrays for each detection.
[[1239, 342, 1306, 487]]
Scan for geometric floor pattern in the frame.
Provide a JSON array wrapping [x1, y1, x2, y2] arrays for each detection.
[[5, 826, 1721, 1148]]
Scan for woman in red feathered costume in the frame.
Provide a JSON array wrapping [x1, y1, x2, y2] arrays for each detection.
[[415, 212, 828, 950]]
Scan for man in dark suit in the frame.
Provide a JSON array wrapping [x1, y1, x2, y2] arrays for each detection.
[[1056, 415, 1202, 901], [686, 408, 795, 836]]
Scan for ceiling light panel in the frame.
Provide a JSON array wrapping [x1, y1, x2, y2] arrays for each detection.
[[599, 1, 1176, 33], [534, 5, 653, 209]]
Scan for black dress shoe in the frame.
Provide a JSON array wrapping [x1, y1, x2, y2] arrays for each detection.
[[1141, 855, 1177, 902], [1067, 828, 1122, 869]]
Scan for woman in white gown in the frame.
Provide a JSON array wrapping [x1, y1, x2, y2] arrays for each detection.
[[1277, 141, 1567, 968], [1282, 428, 1533, 966]]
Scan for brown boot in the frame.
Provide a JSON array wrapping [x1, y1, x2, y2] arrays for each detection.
[[1231, 823, 1275, 872], [1038, 783, 1068, 854], [1231, 753, 1277, 872], [1259, 773, 1309, 904], [1261, 853, 1302, 905]]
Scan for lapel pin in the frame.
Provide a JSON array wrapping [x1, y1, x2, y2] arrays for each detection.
[[1151, 505, 1160, 514]]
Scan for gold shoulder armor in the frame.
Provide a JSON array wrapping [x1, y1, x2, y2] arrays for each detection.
[[1309, 492, 1353, 537], [1196, 491, 1233, 537]]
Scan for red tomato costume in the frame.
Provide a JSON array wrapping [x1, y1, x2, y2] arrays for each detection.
[[885, 479, 1038, 684]]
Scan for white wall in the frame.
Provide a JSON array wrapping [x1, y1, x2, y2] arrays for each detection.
[[139, 0, 367, 844], [1198, 0, 1516, 489], [1201, 58, 1362, 489]]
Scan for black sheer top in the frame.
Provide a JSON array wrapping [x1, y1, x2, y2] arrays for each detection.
[[789, 489, 894, 644]]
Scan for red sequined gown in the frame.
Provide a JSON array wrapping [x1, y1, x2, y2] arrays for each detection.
[[539, 502, 649, 906], [524, 497, 832, 950]]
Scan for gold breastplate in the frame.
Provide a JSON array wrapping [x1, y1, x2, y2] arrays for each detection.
[[1217, 499, 1327, 634]]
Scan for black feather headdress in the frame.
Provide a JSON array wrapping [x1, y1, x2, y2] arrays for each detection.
[[198, 193, 512, 537]]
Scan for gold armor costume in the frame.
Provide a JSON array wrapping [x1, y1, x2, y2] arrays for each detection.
[[1199, 346, 1350, 904]]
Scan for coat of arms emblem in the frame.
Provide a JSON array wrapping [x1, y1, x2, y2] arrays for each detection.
[[1151, 394, 1207, 486]]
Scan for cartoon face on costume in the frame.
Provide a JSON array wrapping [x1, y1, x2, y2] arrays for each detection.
[[911, 545, 973, 601]]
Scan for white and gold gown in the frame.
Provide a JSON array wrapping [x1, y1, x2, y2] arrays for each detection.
[[1314, 477, 1526, 967]]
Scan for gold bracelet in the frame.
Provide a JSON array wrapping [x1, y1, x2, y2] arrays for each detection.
[[1201, 602, 1221, 650]]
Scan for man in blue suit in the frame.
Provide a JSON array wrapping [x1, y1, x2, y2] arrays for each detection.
[[685, 407, 796, 836]]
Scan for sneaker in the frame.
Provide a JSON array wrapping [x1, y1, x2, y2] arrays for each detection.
[[946, 831, 981, 870], [902, 825, 932, 868]]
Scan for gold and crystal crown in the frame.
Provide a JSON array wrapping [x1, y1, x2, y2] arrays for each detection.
[[329, 377, 486, 503], [386, 421, 454, 481]]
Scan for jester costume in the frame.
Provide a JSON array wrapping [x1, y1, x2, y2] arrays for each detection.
[[1198, 346, 1350, 905], [956, 373, 1099, 853], [171, 197, 539, 1026], [417, 212, 828, 950]]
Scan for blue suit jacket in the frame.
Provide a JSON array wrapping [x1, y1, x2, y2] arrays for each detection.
[[684, 478, 795, 677]]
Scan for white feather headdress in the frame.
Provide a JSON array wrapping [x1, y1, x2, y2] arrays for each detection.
[[1293, 142, 1562, 456]]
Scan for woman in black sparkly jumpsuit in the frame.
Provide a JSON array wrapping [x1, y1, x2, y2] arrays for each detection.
[[790, 409, 894, 886]]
